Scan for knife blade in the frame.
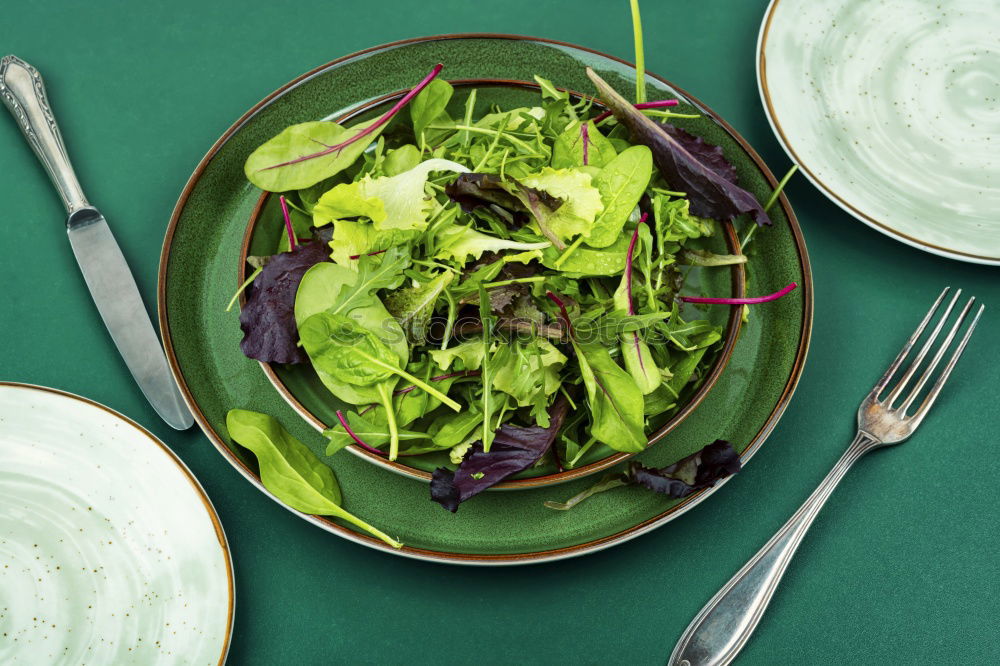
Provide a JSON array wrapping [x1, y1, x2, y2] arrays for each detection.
[[1, 54, 193, 430]]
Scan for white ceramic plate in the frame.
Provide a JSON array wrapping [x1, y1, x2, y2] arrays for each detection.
[[758, 0, 1000, 264], [0, 383, 233, 664]]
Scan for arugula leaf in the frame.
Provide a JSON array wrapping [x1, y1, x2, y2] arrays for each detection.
[[313, 159, 468, 232], [653, 194, 713, 242], [244, 118, 382, 192], [430, 395, 570, 512], [587, 146, 652, 248], [239, 237, 331, 364], [491, 338, 566, 427], [660, 304, 721, 351], [226, 409, 401, 548], [384, 271, 454, 344], [327, 246, 410, 316], [586, 68, 771, 226]]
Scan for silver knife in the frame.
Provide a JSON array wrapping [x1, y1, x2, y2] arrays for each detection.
[[0, 55, 193, 430]]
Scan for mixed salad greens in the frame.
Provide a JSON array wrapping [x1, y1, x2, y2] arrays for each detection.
[[225, 2, 796, 547]]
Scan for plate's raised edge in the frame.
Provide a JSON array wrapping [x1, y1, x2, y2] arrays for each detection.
[[756, 0, 1000, 266], [0, 382, 235, 662], [157, 33, 814, 565]]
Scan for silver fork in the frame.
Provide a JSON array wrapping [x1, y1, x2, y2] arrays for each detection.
[[669, 287, 985, 666]]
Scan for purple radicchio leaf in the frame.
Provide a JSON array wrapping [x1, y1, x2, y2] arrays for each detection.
[[238, 237, 331, 364], [544, 439, 741, 511], [627, 439, 742, 498], [431, 395, 570, 512], [585, 68, 771, 227]]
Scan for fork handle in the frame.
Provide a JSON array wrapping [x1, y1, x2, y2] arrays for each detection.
[[669, 432, 878, 666]]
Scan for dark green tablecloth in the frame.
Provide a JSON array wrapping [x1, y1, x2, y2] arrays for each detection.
[[2, 1, 997, 663]]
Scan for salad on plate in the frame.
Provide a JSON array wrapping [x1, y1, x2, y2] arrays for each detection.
[[224, 4, 796, 547]]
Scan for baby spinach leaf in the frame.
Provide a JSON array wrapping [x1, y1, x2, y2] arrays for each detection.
[[540, 234, 630, 276], [430, 395, 570, 512], [244, 118, 382, 192], [295, 262, 408, 361], [587, 146, 652, 248], [300, 312, 460, 411], [225, 409, 401, 548], [572, 341, 646, 453], [384, 144, 422, 176], [410, 78, 453, 139], [384, 271, 454, 344], [239, 237, 331, 365], [586, 68, 771, 226], [428, 408, 484, 451]]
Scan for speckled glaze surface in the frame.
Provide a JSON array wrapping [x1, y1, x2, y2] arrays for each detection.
[[0, 384, 233, 664], [159, 35, 812, 564], [759, 0, 1000, 264]]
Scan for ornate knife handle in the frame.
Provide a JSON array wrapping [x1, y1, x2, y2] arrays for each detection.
[[1, 55, 89, 215]]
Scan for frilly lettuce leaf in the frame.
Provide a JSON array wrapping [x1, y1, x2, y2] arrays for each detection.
[[520, 167, 604, 242], [313, 158, 469, 232], [434, 225, 550, 264]]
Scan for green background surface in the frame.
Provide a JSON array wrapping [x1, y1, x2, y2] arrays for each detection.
[[1, 1, 997, 664]]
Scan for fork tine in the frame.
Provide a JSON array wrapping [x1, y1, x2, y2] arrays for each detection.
[[909, 304, 984, 428], [869, 287, 949, 400], [884, 288, 961, 407], [898, 297, 975, 413]]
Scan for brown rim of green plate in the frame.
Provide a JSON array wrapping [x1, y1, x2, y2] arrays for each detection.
[[157, 34, 813, 565], [237, 79, 746, 489]]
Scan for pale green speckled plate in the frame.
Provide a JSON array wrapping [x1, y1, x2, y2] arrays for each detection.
[[759, 0, 1000, 264], [158, 35, 813, 564], [0, 383, 233, 664]]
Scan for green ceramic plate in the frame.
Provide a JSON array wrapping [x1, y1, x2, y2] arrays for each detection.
[[158, 35, 813, 564]]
